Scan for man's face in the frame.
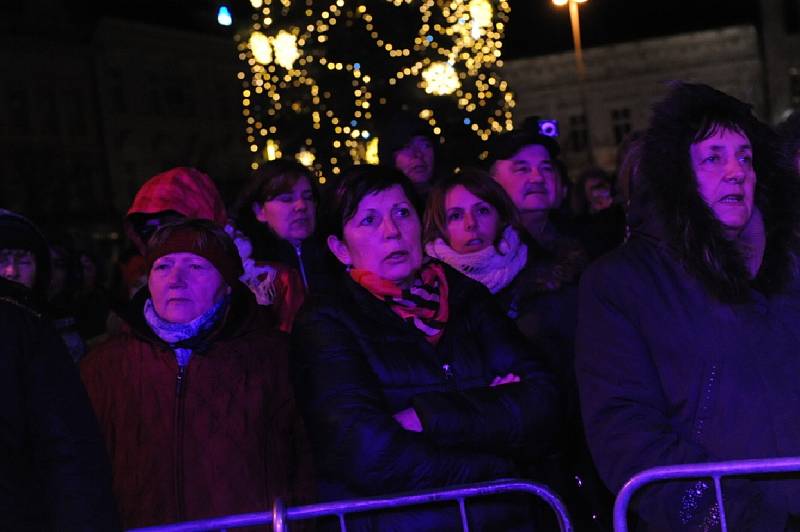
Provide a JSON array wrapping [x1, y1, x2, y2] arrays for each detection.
[[0, 249, 37, 289], [491, 144, 563, 214]]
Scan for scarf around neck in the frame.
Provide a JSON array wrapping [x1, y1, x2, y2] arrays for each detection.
[[425, 225, 528, 294], [350, 262, 449, 344], [143, 294, 229, 367]]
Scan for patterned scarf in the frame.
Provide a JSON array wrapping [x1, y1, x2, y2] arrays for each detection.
[[425, 225, 528, 294], [350, 262, 449, 344], [143, 295, 229, 367]]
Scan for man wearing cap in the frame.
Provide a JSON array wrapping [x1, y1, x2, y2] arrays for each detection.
[[486, 128, 588, 286], [80, 219, 313, 529]]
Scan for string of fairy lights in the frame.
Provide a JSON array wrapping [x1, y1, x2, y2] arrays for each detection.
[[235, 0, 516, 181]]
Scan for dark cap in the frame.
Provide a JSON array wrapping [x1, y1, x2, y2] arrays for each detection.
[[485, 126, 561, 166], [376, 111, 437, 165]]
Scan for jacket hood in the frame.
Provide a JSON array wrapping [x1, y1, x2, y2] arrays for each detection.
[[632, 82, 800, 302], [124, 167, 228, 251], [0, 209, 50, 301]]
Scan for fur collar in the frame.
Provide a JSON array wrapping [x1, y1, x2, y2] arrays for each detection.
[[633, 89, 800, 303]]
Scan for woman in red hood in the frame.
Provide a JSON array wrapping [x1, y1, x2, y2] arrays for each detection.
[[124, 167, 303, 332]]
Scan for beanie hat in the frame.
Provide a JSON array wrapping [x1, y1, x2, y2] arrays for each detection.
[[0, 209, 51, 297], [145, 221, 244, 287], [377, 111, 437, 165]]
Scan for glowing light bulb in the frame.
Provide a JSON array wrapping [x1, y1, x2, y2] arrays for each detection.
[[469, 0, 492, 40], [421, 62, 461, 95], [250, 31, 273, 64], [217, 6, 232, 26], [296, 149, 316, 167], [273, 30, 300, 69]]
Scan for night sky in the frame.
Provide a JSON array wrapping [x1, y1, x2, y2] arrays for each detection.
[[84, 0, 761, 59]]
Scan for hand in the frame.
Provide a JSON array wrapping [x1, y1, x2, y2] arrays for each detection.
[[393, 408, 423, 432], [490, 373, 521, 387]]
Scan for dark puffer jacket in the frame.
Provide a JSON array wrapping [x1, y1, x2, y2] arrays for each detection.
[[292, 265, 560, 531], [0, 278, 119, 530], [81, 284, 314, 529], [576, 84, 800, 530]]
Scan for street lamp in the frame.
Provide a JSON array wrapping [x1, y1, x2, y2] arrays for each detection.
[[553, 0, 593, 163], [552, 0, 588, 81]]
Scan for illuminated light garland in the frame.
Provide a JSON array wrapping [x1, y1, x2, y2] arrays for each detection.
[[237, 0, 516, 180]]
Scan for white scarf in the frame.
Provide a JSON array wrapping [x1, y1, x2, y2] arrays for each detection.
[[425, 225, 528, 294]]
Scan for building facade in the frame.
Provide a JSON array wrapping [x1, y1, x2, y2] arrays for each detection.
[[502, 26, 764, 173]]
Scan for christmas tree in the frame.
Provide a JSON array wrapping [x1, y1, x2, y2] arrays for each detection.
[[235, 0, 515, 183]]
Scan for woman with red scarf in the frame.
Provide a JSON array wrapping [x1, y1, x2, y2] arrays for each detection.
[[292, 165, 560, 531]]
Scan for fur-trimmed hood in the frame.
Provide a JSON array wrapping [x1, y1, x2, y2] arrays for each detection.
[[631, 82, 800, 303]]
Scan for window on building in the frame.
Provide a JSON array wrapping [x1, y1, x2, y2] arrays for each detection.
[[785, 0, 799, 34], [791, 67, 800, 110], [612, 108, 632, 145], [107, 68, 128, 114], [7, 88, 31, 134], [569, 114, 588, 152], [65, 89, 88, 137]]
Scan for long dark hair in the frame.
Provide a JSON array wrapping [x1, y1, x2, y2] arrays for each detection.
[[637, 81, 800, 301]]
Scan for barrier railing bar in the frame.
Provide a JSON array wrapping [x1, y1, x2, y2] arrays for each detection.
[[337, 512, 347, 532], [130, 479, 572, 532], [613, 456, 800, 532]]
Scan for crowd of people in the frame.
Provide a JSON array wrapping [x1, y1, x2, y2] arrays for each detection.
[[3, 81, 800, 531]]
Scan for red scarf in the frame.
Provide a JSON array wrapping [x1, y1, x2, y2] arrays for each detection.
[[350, 262, 449, 344]]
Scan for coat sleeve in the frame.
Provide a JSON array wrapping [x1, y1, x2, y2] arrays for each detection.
[[17, 310, 121, 531], [575, 260, 781, 531], [291, 305, 516, 496], [410, 287, 561, 458]]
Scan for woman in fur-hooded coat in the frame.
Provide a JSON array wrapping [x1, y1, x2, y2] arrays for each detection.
[[576, 82, 800, 531]]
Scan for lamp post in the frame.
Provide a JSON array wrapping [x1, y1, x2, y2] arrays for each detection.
[[553, 0, 588, 81], [553, 0, 593, 163]]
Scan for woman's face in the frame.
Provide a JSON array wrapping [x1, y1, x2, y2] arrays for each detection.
[[148, 252, 229, 323], [689, 127, 756, 234], [394, 136, 435, 184], [443, 185, 501, 254], [253, 176, 316, 245], [328, 185, 423, 286]]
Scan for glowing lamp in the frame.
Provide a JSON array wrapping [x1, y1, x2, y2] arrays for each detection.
[[250, 32, 273, 65], [421, 62, 461, 95], [217, 6, 232, 26]]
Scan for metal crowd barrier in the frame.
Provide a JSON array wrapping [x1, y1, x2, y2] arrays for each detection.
[[613, 456, 800, 532], [129, 478, 573, 532]]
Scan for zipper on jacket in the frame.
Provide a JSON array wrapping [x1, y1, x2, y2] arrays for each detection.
[[442, 363, 454, 380], [294, 243, 309, 290], [174, 364, 188, 520]]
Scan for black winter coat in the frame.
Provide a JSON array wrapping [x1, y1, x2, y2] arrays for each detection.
[[292, 265, 560, 531], [0, 278, 119, 530], [576, 233, 800, 530]]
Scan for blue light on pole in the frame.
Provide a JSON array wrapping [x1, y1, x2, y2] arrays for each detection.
[[217, 6, 232, 26]]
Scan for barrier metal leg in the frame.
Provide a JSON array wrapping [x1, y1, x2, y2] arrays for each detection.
[[457, 498, 469, 532], [713, 476, 727, 532], [273, 498, 286, 532]]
